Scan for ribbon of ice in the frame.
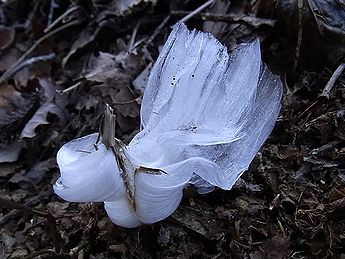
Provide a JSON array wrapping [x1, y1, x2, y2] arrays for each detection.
[[54, 22, 283, 228]]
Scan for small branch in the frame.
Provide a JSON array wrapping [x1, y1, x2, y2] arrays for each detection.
[[171, 11, 276, 27], [177, 0, 215, 24], [8, 53, 56, 79], [46, 0, 58, 29], [128, 20, 141, 52], [0, 198, 60, 252], [113, 97, 141, 105], [320, 63, 345, 98], [0, 19, 80, 83], [45, 5, 80, 33], [293, 0, 304, 73], [57, 81, 82, 94], [146, 15, 171, 46]]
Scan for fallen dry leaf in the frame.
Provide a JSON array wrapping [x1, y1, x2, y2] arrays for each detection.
[[0, 142, 22, 163], [0, 83, 38, 146], [20, 78, 67, 139]]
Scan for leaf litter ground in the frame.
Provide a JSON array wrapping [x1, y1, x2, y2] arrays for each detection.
[[0, 0, 344, 258]]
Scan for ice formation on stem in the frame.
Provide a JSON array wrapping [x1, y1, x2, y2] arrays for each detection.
[[54, 22, 283, 228]]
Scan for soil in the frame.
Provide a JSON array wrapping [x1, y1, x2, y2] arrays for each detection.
[[0, 0, 344, 258]]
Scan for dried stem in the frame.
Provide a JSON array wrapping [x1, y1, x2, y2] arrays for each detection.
[[320, 63, 345, 98], [44, 5, 80, 33], [0, 19, 80, 83], [101, 104, 116, 149], [171, 11, 276, 27], [146, 15, 171, 46], [293, 0, 304, 73], [0, 198, 60, 252], [9, 53, 56, 78], [57, 81, 82, 94], [128, 20, 142, 52], [177, 0, 215, 24]]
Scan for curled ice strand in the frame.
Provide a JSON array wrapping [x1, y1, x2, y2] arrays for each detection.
[[54, 22, 283, 228]]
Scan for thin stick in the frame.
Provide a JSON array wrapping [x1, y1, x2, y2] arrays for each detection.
[[0, 198, 60, 252], [44, 6, 80, 33], [9, 53, 56, 78], [0, 19, 80, 83], [46, 0, 57, 29], [293, 0, 303, 72], [320, 63, 345, 98], [146, 15, 171, 46], [113, 96, 141, 105], [128, 20, 141, 52], [171, 11, 276, 27], [57, 81, 82, 94], [177, 0, 214, 24]]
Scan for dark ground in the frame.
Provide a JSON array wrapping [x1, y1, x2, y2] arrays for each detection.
[[0, 0, 345, 258]]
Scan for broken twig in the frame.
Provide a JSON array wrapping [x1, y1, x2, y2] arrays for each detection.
[[0, 20, 80, 83], [320, 63, 345, 98], [177, 0, 214, 24], [293, 0, 304, 73], [44, 5, 80, 33], [146, 15, 171, 46], [8, 53, 56, 79], [171, 11, 276, 27]]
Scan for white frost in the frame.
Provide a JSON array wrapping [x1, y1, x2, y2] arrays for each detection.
[[54, 22, 283, 227]]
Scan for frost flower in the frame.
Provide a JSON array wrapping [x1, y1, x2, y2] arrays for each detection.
[[54, 22, 283, 228]]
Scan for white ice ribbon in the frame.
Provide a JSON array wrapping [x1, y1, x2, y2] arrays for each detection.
[[54, 22, 283, 228]]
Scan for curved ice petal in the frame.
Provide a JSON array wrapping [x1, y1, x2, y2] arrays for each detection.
[[54, 133, 126, 202], [134, 162, 193, 224], [104, 199, 142, 228]]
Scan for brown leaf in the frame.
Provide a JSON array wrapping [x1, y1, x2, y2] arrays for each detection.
[[0, 83, 38, 146], [20, 78, 67, 139], [0, 142, 22, 163], [84, 52, 118, 82]]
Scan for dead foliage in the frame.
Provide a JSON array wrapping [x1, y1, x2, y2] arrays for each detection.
[[0, 0, 344, 258]]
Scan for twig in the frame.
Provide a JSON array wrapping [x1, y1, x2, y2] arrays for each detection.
[[44, 5, 80, 33], [0, 198, 60, 252], [113, 96, 141, 105], [8, 53, 56, 79], [320, 63, 345, 98], [57, 81, 82, 94], [0, 19, 80, 83], [177, 0, 214, 24], [171, 11, 276, 27], [146, 15, 171, 46], [128, 20, 141, 52], [0, 197, 37, 226], [293, 0, 304, 73], [46, 0, 57, 29]]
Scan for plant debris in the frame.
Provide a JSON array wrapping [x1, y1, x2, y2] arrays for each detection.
[[0, 0, 344, 258]]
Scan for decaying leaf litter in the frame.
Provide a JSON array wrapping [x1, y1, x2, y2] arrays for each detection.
[[0, 0, 344, 258]]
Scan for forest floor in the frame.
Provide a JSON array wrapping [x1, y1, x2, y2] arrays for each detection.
[[0, 0, 344, 258]]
